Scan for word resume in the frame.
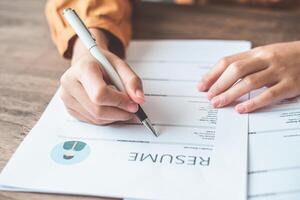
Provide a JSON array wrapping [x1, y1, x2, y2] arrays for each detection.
[[0, 40, 250, 200]]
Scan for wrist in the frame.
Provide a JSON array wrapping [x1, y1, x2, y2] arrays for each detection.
[[72, 28, 110, 63]]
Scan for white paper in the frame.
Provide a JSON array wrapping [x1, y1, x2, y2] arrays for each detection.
[[248, 89, 300, 200], [0, 40, 250, 200]]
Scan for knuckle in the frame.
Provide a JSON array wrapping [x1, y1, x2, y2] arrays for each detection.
[[229, 62, 244, 76], [243, 77, 256, 87], [267, 89, 278, 99], [91, 86, 108, 104], [218, 57, 231, 68], [131, 76, 142, 86], [77, 59, 99, 73], [255, 48, 278, 61], [209, 84, 219, 94], [265, 51, 277, 60], [115, 96, 124, 108], [219, 94, 228, 105]]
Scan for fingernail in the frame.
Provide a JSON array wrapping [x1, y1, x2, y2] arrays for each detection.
[[236, 104, 245, 113], [127, 102, 138, 113], [135, 89, 145, 99], [211, 97, 220, 108], [198, 82, 206, 91]]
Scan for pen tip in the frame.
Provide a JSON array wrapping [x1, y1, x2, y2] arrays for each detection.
[[142, 118, 159, 137], [148, 124, 158, 137], [152, 128, 158, 137]]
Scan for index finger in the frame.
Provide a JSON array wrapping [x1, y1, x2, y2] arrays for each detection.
[[76, 63, 138, 113], [105, 52, 145, 104], [198, 50, 250, 92], [235, 82, 290, 113]]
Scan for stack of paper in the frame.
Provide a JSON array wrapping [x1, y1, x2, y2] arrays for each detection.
[[0, 40, 258, 200], [248, 90, 300, 199]]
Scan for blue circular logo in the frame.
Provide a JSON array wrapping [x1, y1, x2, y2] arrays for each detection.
[[51, 141, 90, 165]]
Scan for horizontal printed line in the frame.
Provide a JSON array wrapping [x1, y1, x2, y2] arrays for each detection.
[[145, 93, 206, 99], [142, 78, 198, 82], [124, 122, 216, 129], [128, 60, 213, 65], [249, 165, 300, 175], [249, 127, 300, 135], [248, 189, 300, 199], [251, 106, 300, 114], [57, 135, 214, 148]]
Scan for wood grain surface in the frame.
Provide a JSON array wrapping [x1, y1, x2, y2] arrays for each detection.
[[0, 1, 299, 199]]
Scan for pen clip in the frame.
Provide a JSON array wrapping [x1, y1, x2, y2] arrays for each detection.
[[66, 9, 96, 42]]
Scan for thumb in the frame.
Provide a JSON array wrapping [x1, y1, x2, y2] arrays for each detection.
[[105, 52, 145, 104]]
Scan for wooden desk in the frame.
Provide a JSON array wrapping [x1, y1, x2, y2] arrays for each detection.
[[0, 1, 299, 199]]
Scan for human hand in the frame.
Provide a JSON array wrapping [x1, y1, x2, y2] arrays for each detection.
[[198, 41, 300, 113], [60, 29, 144, 125]]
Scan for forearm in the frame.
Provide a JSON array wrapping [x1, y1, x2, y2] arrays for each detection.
[[45, 0, 132, 59]]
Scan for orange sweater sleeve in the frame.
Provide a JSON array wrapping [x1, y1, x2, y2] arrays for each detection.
[[45, 0, 132, 59]]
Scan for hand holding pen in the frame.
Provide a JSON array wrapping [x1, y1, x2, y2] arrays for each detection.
[[60, 9, 157, 136]]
